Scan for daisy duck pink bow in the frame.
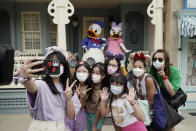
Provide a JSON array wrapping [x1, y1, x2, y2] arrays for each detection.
[[45, 46, 68, 59]]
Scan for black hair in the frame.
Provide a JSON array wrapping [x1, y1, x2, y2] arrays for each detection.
[[87, 62, 106, 102], [104, 56, 121, 88], [74, 61, 92, 90], [133, 59, 147, 68], [109, 71, 128, 110], [43, 51, 71, 95]]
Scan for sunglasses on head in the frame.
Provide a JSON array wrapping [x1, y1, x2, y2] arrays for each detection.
[[152, 58, 164, 62]]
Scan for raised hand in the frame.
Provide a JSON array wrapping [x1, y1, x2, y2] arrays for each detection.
[[68, 53, 77, 63], [76, 84, 91, 98], [158, 63, 165, 77], [126, 88, 136, 104], [20, 59, 43, 79], [64, 78, 77, 100], [100, 87, 109, 102]]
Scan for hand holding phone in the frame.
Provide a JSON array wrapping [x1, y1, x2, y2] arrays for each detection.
[[31, 59, 60, 75]]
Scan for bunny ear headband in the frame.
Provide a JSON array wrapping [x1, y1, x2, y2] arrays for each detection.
[[45, 46, 68, 59], [129, 51, 151, 61], [69, 57, 95, 68]]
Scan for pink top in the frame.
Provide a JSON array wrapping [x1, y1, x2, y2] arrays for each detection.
[[107, 37, 124, 55]]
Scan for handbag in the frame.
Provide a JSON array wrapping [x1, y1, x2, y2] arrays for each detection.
[[150, 77, 167, 129], [168, 88, 187, 110], [164, 99, 184, 129]]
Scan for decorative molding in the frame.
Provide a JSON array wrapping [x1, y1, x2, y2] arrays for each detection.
[[48, 0, 74, 51]]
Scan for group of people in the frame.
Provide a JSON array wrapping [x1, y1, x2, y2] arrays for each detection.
[[16, 46, 181, 131]]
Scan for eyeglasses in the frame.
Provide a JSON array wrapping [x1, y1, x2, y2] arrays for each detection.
[[152, 57, 164, 62]]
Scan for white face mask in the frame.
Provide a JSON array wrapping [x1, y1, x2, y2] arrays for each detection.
[[133, 68, 144, 77], [49, 65, 64, 78], [153, 60, 164, 70], [110, 85, 123, 95], [76, 72, 88, 82], [107, 66, 118, 75], [92, 74, 101, 84]]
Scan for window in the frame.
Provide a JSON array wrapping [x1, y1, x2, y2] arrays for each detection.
[[21, 12, 41, 52], [50, 18, 57, 46]]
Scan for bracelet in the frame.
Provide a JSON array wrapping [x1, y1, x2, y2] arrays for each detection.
[[131, 101, 137, 106], [162, 75, 168, 80], [18, 77, 31, 84]]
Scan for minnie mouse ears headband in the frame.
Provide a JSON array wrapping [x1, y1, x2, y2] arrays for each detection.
[[69, 57, 95, 68], [45, 46, 68, 59], [129, 51, 151, 61]]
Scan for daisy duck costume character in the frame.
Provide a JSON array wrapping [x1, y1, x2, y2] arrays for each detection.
[[81, 21, 106, 64], [105, 21, 130, 60], [105, 21, 130, 75]]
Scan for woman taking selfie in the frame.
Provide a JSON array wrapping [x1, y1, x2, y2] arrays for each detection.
[[19, 46, 81, 131]]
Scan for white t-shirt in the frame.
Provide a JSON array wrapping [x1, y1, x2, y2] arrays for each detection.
[[110, 95, 138, 127]]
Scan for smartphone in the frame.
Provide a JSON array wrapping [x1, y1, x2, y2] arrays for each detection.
[[31, 59, 60, 75]]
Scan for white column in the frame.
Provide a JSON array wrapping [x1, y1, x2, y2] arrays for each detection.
[[48, 0, 74, 51], [147, 0, 164, 50]]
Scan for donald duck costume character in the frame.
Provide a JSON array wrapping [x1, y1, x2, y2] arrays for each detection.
[[81, 21, 106, 50]]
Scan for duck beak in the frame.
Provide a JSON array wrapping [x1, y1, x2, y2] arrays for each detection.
[[87, 29, 99, 38], [111, 33, 120, 39]]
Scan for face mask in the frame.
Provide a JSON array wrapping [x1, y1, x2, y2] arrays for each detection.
[[49, 65, 64, 78], [107, 66, 118, 75], [110, 85, 123, 95], [153, 60, 164, 70], [76, 72, 88, 82], [133, 68, 144, 77], [92, 74, 101, 84]]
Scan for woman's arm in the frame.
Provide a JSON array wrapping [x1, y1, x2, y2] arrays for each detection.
[[145, 77, 155, 110], [131, 102, 146, 122], [92, 110, 101, 131], [126, 88, 145, 122], [64, 79, 77, 119], [66, 98, 75, 119], [163, 79, 176, 96], [100, 100, 111, 117], [100, 87, 111, 117], [79, 96, 88, 108]]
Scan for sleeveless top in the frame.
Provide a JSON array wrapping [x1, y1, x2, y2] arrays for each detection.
[[136, 73, 148, 100]]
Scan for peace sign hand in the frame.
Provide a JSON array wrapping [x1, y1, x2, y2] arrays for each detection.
[[126, 88, 136, 103], [76, 84, 91, 98], [100, 87, 109, 102], [80, 86, 92, 98], [63, 79, 77, 100]]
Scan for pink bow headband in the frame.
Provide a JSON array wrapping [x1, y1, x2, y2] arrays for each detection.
[[45, 46, 67, 59]]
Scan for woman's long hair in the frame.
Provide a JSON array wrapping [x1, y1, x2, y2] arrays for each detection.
[[109, 71, 128, 110], [150, 49, 171, 76], [104, 57, 121, 88], [43, 52, 71, 95], [87, 62, 106, 102]]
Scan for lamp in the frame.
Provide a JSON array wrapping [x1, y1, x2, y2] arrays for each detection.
[[72, 15, 78, 27]]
